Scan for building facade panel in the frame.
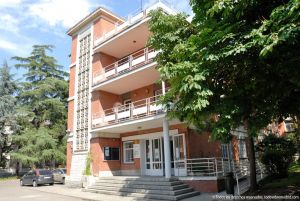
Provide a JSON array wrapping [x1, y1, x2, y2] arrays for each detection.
[[67, 100, 74, 131], [70, 35, 78, 64], [69, 66, 76, 97], [66, 142, 72, 175]]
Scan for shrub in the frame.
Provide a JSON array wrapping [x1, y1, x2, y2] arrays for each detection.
[[83, 152, 92, 176], [257, 134, 296, 178]]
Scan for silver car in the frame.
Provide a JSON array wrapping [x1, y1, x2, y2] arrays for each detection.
[[20, 169, 54, 187], [52, 168, 66, 184]]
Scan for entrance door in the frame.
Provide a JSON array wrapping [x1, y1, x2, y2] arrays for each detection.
[[173, 134, 187, 176], [145, 138, 164, 176]]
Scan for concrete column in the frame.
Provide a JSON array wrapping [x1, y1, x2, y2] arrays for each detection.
[[162, 81, 166, 95], [163, 118, 172, 178]]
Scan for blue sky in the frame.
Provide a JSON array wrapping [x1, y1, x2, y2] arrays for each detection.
[[0, 0, 191, 79]]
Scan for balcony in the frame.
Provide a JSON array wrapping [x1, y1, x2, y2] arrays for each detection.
[[92, 47, 160, 94], [92, 94, 164, 130], [93, 0, 176, 54]]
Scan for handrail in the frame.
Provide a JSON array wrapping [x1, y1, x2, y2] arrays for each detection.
[[92, 47, 158, 86], [92, 93, 164, 128]]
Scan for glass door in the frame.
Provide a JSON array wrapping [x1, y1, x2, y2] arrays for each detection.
[[173, 134, 187, 176], [145, 138, 163, 176]]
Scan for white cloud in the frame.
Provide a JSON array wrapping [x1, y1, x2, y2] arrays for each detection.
[[0, 0, 22, 8], [0, 14, 19, 34], [0, 38, 32, 56], [28, 0, 96, 28]]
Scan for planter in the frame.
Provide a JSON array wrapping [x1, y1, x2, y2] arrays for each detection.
[[81, 175, 96, 188]]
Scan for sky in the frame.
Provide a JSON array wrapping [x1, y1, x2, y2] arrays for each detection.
[[0, 0, 192, 79]]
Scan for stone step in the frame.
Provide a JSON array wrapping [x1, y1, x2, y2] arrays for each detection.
[[98, 176, 179, 182], [87, 186, 194, 196], [83, 188, 200, 201], [92, 183, 189, 191], [95, 180, 183, 186]]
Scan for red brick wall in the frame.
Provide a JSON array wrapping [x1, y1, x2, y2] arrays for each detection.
[[183, 179, 225, 193], [93, 17, 117, 43], [67, 100, 74, 131], [91, 137, 121, 175], [120, 140, 141, 171], [187, 129, 221, 158], [92, 52, 117, 79], [66, 142, 72, 176], [70, 35, 77, 64]]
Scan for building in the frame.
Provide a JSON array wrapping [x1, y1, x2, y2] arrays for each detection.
[[66, 1, 249, 194]]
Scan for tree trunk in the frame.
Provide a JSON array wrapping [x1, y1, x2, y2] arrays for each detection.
[[245, 136, 258, 191], [16, 161, 19, 177]]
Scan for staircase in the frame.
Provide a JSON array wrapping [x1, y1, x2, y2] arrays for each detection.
[[83, 176, 200, 200], [67, 153, 87, 186]]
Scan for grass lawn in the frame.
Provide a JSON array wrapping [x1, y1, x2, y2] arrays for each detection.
[[0, 176, 18, 182], [244, 163, 300, 198], [260, 163, 300, 189]]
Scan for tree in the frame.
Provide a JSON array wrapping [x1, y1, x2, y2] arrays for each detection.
[[257, 134, 296, 178], [148, 0, 300, 191], [0, 60, 18, 168], [10, 45, 69, 169]]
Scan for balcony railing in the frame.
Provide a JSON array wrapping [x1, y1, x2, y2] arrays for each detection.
[[94, 9, 147, 46], [92, 47, 158, 86], [92, 94, 164, 128], [94, 0, 174, 47]]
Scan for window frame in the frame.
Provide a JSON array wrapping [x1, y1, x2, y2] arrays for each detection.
[[103, 147, 120, 161], [123, 141, 134, 164]]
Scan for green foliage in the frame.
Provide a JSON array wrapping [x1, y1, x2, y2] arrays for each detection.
[[0, 60, 18, 168], [148, 0, 300, 190], [11, 45, 68, 168], [149, 0, 300, 141], [83, 152, 92, 176], [257, 134, 297, 177]]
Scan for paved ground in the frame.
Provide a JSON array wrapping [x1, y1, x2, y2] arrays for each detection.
[[0, 179, 214, 201], [0, 180, 83, 201]]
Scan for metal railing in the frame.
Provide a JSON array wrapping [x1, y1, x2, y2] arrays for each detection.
[[185, 157, 231, 177], [94, 0, 175, 46], [92, 94, 164, 128], [92, 47, 158, 86]]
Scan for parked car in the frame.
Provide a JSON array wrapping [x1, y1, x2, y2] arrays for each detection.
[[52, 168, 66, 184], [20, 169, 54, 187]]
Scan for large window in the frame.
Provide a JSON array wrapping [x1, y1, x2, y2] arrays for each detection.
[[238, 139, 247, 159], [221, 143, 232, 158], [104, 147, 120, 161], [123, 141, 134, 163]]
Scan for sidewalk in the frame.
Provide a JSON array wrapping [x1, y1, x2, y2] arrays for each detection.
[[32, 183, 213, 201]]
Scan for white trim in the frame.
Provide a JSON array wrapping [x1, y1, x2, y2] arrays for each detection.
[[99, 170, 121, 177], [91, 132, 120, 139], [68, 96, 75, 102], [69, 62, 76, 68], [178, 176, 219, 181], [91, 113, 166, 133], [87, 22, 94, 152], [72, 24, 80, 152], [67, 7, 124, 36], [122, 129, 179, 141], [92, 61, 157, 92]]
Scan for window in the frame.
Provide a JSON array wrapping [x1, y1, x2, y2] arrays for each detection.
[[123, 141, 134, 163], [104, 147, 120, 160], [238, 139, 247, 159], [221, 143, 232, 158]]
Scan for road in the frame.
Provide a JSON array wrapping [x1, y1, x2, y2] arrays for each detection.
[[0, 180, 84, 201]]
